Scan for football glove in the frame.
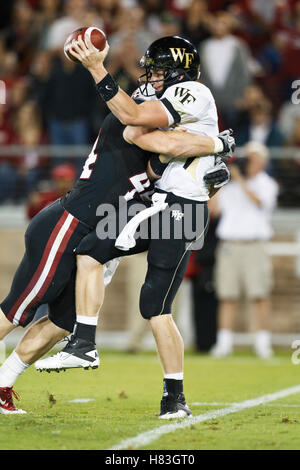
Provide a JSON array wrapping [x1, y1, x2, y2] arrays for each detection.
[[216, 129, 235, 159], [204, 159, 230, 188]]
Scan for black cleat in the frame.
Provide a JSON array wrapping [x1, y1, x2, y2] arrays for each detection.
[[159, 392, 192, 419]]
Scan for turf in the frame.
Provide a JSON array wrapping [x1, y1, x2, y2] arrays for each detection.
[[1, 349, 300, 450]]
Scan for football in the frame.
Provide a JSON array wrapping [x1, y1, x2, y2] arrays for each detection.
[[64, 27, 107, 63]]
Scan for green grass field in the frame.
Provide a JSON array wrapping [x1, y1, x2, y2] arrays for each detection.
[[1, 349, 300, 450]]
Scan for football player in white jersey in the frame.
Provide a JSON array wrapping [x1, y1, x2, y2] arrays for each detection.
[[0, 36, 232, 416], [48, 35, 232, 419]]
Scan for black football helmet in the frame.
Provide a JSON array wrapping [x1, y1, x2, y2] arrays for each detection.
[[138, 36, 200, 98]]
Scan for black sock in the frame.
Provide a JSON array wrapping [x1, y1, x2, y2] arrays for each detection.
[[164, 379, 184, 398], [74, 322, 96, 344]]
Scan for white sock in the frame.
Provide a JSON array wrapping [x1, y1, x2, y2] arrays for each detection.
[[164, 373, 184, 380], [217, 329, 233, 349], [76, 315, 98, 326], [0, 351, 30, 388]]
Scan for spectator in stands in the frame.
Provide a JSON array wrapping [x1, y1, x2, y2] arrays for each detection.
[[287, 117, 300, 147], [33, 50, 97, 169], [28, 50, 53, 121], [180, 0, 212, 46], [27, 163, 76, 219], [105, 34, 144, 96], [109, 7, 155, 58], [44, 0, 87, 52], [200, 11, 252, 127], [234, 84, 265, 128], [4, 0, 41, 75], [0, 105, 17, 204], [279, 97, 300, 143], [92, 0, 123, 36], [236, 99, 285, 147], [211, 141, 279, 359], [35, 0, 62, 50], [276, 12, 300, 100], [7, 77, 30, 132], [0, 50, 19, 88], [13, 100, 47, 201], [159, 12, 181, 38], [165, 0, 194, 19], [229, 0, 294, 53], [139, 0, 165, 37], [106, 7, 155, 95]]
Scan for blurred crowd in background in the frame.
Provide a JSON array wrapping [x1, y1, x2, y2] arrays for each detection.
[[0, 0, 300, 205], [0, 0, 299, 355]]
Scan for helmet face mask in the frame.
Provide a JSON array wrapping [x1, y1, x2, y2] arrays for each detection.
[[138, 36, 200, 98], [138, 68, 185, 97]]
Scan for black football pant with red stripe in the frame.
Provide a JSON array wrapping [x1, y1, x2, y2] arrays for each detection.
[[0, 199, 90, 331]]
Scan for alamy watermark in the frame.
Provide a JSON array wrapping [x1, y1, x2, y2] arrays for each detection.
[[291, 340, 300, 365], [291, 80, 300, 105], [95, 197, 206, 251]]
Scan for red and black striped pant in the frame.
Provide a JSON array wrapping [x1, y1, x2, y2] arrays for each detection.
[[1, 199, 90, 330]]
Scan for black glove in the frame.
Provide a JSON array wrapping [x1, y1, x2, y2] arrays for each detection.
[[216, 129, 235, 159], [204, 159, 230, 188]]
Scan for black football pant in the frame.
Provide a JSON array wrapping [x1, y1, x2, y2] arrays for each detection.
[[75, 191, 209, 320]]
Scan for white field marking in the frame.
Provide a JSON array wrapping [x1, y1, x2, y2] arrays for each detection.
[[68, 398, 95, 403], [108, 385, 300, 450], [192, 402, 300, 407]]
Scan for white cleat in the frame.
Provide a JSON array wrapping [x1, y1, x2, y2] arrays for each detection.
[[35, 337, 100, 372], [159, 408, 192, 420]]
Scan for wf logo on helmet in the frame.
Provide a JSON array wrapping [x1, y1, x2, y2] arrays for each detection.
[[169, 48, 195, 69]]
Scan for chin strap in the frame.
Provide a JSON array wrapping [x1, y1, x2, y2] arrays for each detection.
[[138, 70, 193, 98]]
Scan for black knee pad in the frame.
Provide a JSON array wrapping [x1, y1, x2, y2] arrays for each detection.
[[139, 279, 166, 319]]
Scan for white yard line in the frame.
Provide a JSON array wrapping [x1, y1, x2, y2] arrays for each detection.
[[108, 384, 300, 450], [68, 398, 95, 403], [192, 402, 300, 407]]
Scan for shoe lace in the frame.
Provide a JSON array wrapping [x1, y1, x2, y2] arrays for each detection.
[[11, 388, 20, 401], [4, 387, 20, 402], [59, 335, 74, 345], [50, 335, 76, 358]]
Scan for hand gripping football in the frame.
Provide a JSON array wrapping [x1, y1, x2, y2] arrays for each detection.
[[64, 27, 107, 63]]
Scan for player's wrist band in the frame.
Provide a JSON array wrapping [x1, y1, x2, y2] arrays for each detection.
[[96, 74, 119, 101], [149, 155, 169, 177]]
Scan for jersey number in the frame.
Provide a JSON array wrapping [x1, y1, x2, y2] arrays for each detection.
[[80, 135, 100, 180], [80, 135, 151, 201], [124, 173, 151, 201]]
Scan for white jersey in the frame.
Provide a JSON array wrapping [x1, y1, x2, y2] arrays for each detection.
[[133, 81, 219, 201], [155, 81, 219, 201]]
